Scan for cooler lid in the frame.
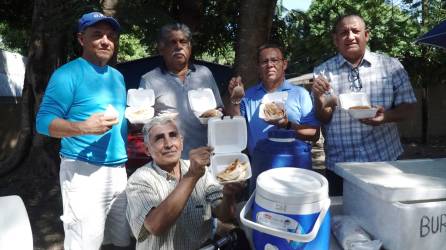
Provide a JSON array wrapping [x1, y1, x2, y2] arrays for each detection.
[[256, 168, 328, 205], [208, 116, 247, 154], [127, 88, 155, 107], [188, 88, 217, 114], [334, 158, 446, 202]]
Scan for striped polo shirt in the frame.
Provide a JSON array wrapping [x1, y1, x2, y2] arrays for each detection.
[[126, 160, 223, 250]]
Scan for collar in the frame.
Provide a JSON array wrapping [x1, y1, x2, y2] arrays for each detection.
[[160, 60, 196, 75], [335, 49, 374, 69], [149, 160, 188, 181], [79, 57, 108, 73], [256, 79, 292, 93]]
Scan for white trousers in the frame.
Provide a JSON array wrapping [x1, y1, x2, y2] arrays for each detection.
[[59, 158, 130, 250]]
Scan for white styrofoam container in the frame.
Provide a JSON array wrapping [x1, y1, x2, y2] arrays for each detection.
[[125, 88, 155, 124], [339, 92, 377, 119], [207, 116, 252, 184], [258, 91, 288, 122], [334, 158, 446, 250], [127, 88, 155, 107], [188, 88, 222, 124]]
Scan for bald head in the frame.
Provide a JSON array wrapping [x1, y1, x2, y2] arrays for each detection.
[[333, 14, 367, 34], [332, 14, 369, 66]]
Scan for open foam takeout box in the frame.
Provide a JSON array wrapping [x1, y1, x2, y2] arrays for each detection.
[[259, 91, 288, 121], [339, 92, 378, 119], [125, 88, 155, 124], [188, 88, 223, 124], [208, 116, 252, 184]]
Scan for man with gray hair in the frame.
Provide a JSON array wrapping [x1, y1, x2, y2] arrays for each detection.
[[125, 115, 243, 250], [139, 23, 223, 159]]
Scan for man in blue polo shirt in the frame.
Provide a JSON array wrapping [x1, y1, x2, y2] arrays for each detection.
[[36, 12, 130, 249], [227, 43, 320, 156]]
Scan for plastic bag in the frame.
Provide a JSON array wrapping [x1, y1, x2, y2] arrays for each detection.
[[331, 215, 382, 250]]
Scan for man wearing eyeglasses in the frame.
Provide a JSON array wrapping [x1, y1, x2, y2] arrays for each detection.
[[227, 43, 320, 157], [312, 14, 417, 195]]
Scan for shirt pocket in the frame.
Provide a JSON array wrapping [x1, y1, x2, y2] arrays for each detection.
[[187, 192, 211, 222], [368, 76, 394, 109]]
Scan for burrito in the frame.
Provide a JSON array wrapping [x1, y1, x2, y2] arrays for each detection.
[[217, 159, 248, 182], [199, 109, 221, 118], [263, 102, 285, 120]]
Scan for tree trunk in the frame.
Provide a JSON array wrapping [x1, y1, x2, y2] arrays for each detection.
[[420, 0, 429, 144], [0, 0, 82, 177], [234, 0, 277, 87], [101, 0, 120, 65], [177, 1, 203, 32]]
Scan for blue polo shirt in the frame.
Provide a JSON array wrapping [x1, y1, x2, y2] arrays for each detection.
[[241, 80, 319, 156]]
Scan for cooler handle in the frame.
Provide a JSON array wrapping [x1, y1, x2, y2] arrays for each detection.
[[239, 191, 330, 243]]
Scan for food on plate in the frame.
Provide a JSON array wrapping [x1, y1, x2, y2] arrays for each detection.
[[217, 159, 248, 182], [263, 102, 285, 120], [349, 105, 371, 110], [199, 109, 220, 118]]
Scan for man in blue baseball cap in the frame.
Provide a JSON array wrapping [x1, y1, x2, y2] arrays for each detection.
[[78, 11, 121, 32], [36, 11, 131, 249]]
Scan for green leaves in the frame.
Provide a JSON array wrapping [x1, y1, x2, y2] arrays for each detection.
[[274, 0, 446, 85]]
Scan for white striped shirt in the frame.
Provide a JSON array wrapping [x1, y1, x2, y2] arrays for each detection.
[[126, 160, 223, 250], [314, 50, 417, 169]]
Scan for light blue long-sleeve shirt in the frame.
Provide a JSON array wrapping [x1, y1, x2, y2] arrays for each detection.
[[36, 57, 127, 166]]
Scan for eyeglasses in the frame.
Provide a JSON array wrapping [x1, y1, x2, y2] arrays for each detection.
[[348, 67, 362, 92], [260, 58, 284, 67]]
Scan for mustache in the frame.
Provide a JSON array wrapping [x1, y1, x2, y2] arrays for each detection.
[[172, 50, 185, 56]]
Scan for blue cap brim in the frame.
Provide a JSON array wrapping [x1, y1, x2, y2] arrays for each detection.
[[78, 16, 121, 32]]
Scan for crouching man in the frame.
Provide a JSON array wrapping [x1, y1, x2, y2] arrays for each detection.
[[126, 115, 243, 250]]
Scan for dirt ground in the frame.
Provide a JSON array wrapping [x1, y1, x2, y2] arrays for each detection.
[[0, 139, 445, 250]]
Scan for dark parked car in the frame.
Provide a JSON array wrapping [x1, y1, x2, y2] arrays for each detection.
[[116, 56, 233, 171]]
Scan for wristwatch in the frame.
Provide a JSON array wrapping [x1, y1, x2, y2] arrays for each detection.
[[230, 99, 241, 105]]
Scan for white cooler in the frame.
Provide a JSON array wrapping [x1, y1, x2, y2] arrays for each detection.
[[334, 158, 446, 250]]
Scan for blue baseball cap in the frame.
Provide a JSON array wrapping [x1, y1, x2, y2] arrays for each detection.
[[78, 12, 121, 32]]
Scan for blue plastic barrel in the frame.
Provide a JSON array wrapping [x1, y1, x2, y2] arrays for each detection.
[[250, 129, 312, 193]]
